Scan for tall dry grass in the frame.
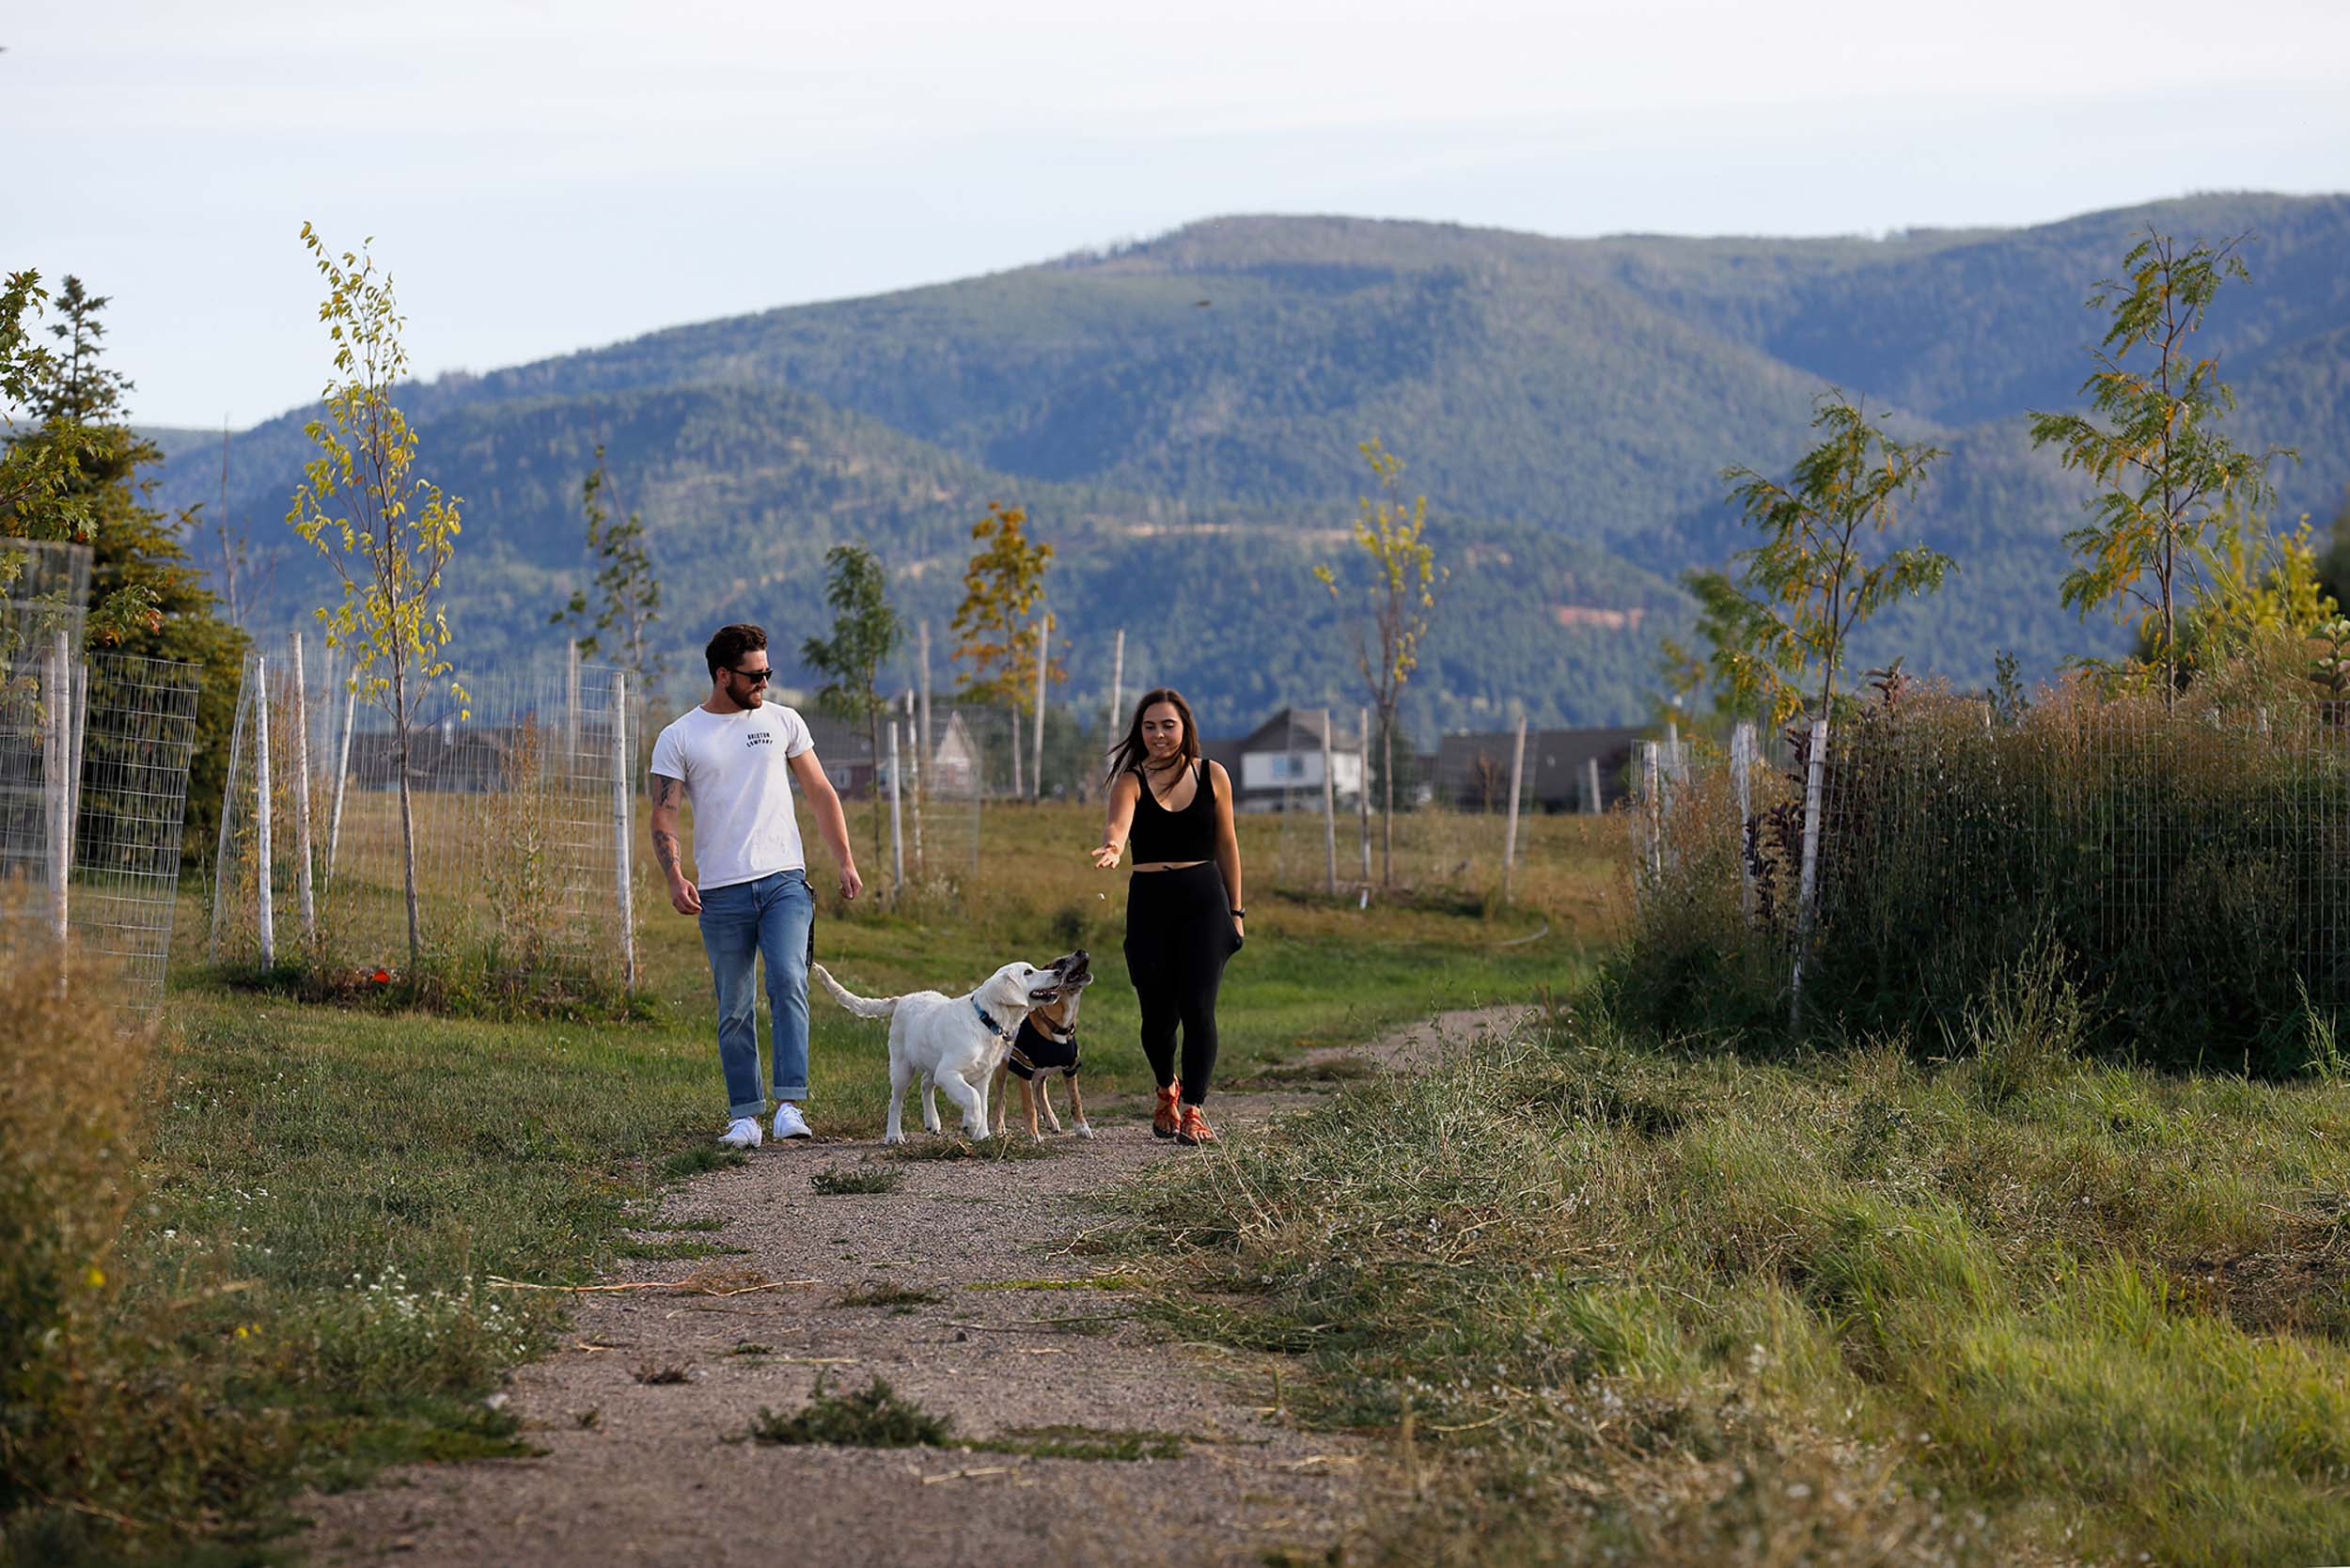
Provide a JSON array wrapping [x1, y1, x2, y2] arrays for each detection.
[[1611, 677, 2350, 1071], [0, 960, 282, 1561]]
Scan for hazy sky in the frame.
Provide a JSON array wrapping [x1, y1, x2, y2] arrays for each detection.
[[8, 0, 2346, 428]]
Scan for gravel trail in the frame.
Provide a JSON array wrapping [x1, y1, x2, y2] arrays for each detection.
[[302, 1004, 1533, 1567]]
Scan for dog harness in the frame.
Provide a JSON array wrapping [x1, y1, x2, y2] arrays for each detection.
[[1006, 1014, 1081, 1081]]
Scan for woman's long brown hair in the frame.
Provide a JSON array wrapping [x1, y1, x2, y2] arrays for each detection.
[[1104, 687, 1200, 785]]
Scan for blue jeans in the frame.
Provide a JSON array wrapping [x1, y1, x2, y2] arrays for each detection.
[[697, 870, 815, 1119]]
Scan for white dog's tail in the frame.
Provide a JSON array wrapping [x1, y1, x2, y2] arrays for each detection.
[[811, 964, 900, 1021]]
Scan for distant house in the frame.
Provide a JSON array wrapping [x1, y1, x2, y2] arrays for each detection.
[[799, 711, 882, 797], [1431, 725, 1646, 812], [799, 707, 982, 799], [1202, 707, 1368, 813], [348, 713, 602, 793]]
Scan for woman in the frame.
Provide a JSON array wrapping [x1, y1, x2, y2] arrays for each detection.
[[1090, 688, 1245, 1146]]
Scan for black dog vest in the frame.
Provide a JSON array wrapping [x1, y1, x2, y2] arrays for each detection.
[[1006, 1015, 1079, 1081]]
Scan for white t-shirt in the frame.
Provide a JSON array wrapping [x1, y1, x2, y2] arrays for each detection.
[[649, 703, 816, 891]]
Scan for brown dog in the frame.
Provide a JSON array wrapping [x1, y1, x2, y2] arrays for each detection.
[[990, 948, 1094, 1139]]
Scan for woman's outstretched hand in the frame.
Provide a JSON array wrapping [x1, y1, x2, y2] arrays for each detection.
[[1089, 840, 1121, 870]]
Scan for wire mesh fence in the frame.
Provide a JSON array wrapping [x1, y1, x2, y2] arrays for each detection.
[[211, 635, 638, 998], [0, 539, 89, 959], [1625, 683, 2350, 1070], [0, 541, 203, 1019], [70, 653, 202, 1016], [1248, 705, 1640, 907]]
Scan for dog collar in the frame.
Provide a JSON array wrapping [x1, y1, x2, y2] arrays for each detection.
[[1029, 1017, 1077, 1045], [972, 998, 1010, 1040]]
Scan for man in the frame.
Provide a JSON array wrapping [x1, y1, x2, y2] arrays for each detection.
[[650, 623, 863, 1149]]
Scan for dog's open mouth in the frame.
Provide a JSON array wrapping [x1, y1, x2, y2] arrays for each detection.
[[1028, 949, 1092, 1004]]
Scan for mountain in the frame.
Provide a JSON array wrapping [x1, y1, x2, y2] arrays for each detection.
[[156, 192, 2350, 737]]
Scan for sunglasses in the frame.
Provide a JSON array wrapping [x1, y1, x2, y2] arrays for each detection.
[[728, 666, 773, 684]]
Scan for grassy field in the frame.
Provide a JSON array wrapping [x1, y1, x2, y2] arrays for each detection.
[[1109, 980, 2350, 1565], [4, 801, 1612, 1565]]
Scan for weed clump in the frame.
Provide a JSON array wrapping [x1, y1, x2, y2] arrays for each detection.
[[831, 1284, 942, 1309], [810, 1166, 903, 1195], [748, 1376, 952, 1448]]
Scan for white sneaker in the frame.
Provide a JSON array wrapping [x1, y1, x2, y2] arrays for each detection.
[[772, 1103, 813, 1140], [718, 1117, 763, 1150]]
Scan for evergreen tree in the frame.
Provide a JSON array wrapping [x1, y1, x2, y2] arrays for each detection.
[[8, 275, 248, 867]]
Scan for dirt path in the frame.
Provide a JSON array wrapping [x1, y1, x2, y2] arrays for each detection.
[[302, 1004, 1533, 1567]]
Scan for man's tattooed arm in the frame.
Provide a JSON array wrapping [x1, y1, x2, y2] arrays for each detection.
[[649, 774, 687, 883]]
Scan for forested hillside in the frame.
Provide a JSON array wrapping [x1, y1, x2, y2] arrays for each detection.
[[158, 192, 2350, 735]]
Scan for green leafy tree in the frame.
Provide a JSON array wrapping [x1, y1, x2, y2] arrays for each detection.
[[950, 502, 1058, 704], [950, 502, 1063, 792], [2161, 512, 2335, 680], [800, 542, 901, 868], [0, 273, 164, 646], [283, 226, 465, 966], [1314, 439, 1445, 889], [11, 278, 248, 864], [1656, 567, 1775, 729], [550, 442, 664, 694], [2029, 229, 2295, 699], [1712, 393, 1949, 725]]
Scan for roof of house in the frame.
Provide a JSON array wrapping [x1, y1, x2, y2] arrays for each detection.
[[1434, 726, 1648, 798], [1218, 705, 1365, 759]]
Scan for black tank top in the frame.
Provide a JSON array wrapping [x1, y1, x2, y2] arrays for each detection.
[[1128, 762, 1216, 863]]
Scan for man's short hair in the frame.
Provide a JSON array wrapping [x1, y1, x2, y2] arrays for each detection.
[[706, 623, 768, 679]]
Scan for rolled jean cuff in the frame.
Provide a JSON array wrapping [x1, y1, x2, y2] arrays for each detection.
[[773, 1084, 807, 1103], [729, 1097, 768, 1121]]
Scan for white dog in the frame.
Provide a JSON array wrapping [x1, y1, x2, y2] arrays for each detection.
[[812, 959, 1072, 1143]]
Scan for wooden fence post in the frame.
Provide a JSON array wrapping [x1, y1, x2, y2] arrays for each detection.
[[327, 681, 355, 881], [611, 671, 636, 991], [887, 715, 905, 895], [1731, 719, 1757, 924], [1585, 756, 1601, 814], [1791, 717, 1829, 1030], [255, 653, 274, 969], [565, 637, 581, 771], [65, 652, 88, 891], [1356, 705, 1372, 891], [290, 632, 317, 943], [904, 690, 923, 877], [917, 620, 933, 780], [1321, 706, 1338, 895], [1107, 627, 1125, 742], [1502, 711, 1528, 904], [210, 657, 254, 963], [1641, 741, 1662, 885], [1032, 615, 1048, 799], [43, 631, 70, 947]]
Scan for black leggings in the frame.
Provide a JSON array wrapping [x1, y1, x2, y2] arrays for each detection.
[[1123, 863, 1241, 1106]]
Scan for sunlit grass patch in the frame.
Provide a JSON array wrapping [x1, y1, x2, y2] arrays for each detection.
[[1107, 998, 2350, 1566]]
